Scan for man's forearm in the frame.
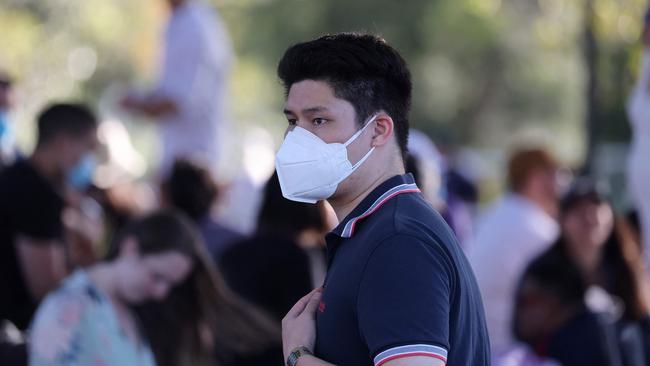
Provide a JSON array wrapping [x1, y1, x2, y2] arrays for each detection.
[[122, 94, 177, 119], [133, 97, 177, 118], [16, 237, 67, 301]]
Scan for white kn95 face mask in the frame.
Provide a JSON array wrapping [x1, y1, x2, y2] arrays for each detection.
[[275, 115, 377, 203]]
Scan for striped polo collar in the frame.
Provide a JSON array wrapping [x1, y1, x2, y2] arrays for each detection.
[[331, 174, 421, 238]]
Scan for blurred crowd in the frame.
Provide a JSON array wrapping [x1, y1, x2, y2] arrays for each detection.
[[2, 0, 650, 366]]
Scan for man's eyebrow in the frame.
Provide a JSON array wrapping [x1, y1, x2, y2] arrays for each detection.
[[283, 106, 329, 115]]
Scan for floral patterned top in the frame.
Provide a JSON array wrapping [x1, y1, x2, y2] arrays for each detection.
[[29, 270, 156, 366]]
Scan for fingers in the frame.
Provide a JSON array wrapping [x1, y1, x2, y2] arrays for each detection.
[[286, 288, 322, 319], [303, 289, 323, 316]]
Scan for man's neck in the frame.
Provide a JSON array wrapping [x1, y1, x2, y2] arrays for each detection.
[[328, 168, 403, 222], [88, 263, 117, 298], [87, 263, 132, 316]]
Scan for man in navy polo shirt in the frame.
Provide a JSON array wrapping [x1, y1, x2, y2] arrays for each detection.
[[276, 33, 490, 366]]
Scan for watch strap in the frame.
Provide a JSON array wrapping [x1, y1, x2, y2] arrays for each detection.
[[286, 346, 313, 366]]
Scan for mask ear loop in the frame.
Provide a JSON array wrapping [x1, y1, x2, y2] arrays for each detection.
[[331, 144, 376, 188], [343, 114, 379, 147], [350, 146, 375, 171], [337, 114, 379, 185]]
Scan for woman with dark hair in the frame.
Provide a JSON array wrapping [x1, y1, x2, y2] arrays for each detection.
[[525, 178, 650, 365], [220, 171, 331, 322], [29, 211, 279, 366], [548, 178, 649, 322]]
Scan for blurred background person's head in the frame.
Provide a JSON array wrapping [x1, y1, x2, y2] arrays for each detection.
[[107, 211, 278, 366], [31, 103, 98, 191], [513, 250, 587, 349], [166, 0, 187, 11], [162, 159, 243, 261], [508, 148, 559, 218], [162, 159, 218, 222], [558, 178, 614, 277], [0, 70, 14, 114], [104, 211, 203, 304]]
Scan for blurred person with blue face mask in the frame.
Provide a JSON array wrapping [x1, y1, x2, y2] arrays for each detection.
[[0, 70, 20, 171], [0, 103, 99, 336]]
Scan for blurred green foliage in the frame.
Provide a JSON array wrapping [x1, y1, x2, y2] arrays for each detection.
[[0, 0, 646, 167]]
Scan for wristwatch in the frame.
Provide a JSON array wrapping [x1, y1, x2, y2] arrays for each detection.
[[286, 346, 313, 366]]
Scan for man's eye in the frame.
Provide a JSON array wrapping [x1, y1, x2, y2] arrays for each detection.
[[313, 118, 327, 126], [287, 119, 297, 126]]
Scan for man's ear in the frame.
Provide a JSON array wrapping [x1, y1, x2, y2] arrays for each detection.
[[370, 113, 394, 148]]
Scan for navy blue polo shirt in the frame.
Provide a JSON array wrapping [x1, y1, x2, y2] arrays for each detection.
[[315, 174, 490, 366]]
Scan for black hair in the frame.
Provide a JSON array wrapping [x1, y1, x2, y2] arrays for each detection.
[[446, 169, 479, 203], [520, 249, 587, 308], [546, 220, 650, 321], [404, 153, 421, 185], [0, 69, 11, 88], [513, 248, 587, 345], [560, 177, 609, 214], [256, 171, 328, 238], [36, 103, 97, 147], [108, 210, 281, 366], [277, 33, 412, 163], [162, 159, 218, 222], [107, 209, 201, 261]]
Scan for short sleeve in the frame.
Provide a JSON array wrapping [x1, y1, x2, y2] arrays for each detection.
[[357, 234, 451, 366], [29, 292, 88, 366], [1, 165, 64, 241], [14, 189, 63, 240]]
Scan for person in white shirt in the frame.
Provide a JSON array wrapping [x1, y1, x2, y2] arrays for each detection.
[[121, 0, 233, 178], [626, 12, 650, 269], [469, 148, 560, 354]]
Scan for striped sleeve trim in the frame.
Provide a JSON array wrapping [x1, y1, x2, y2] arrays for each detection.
[[374, 344, 448, 366]]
